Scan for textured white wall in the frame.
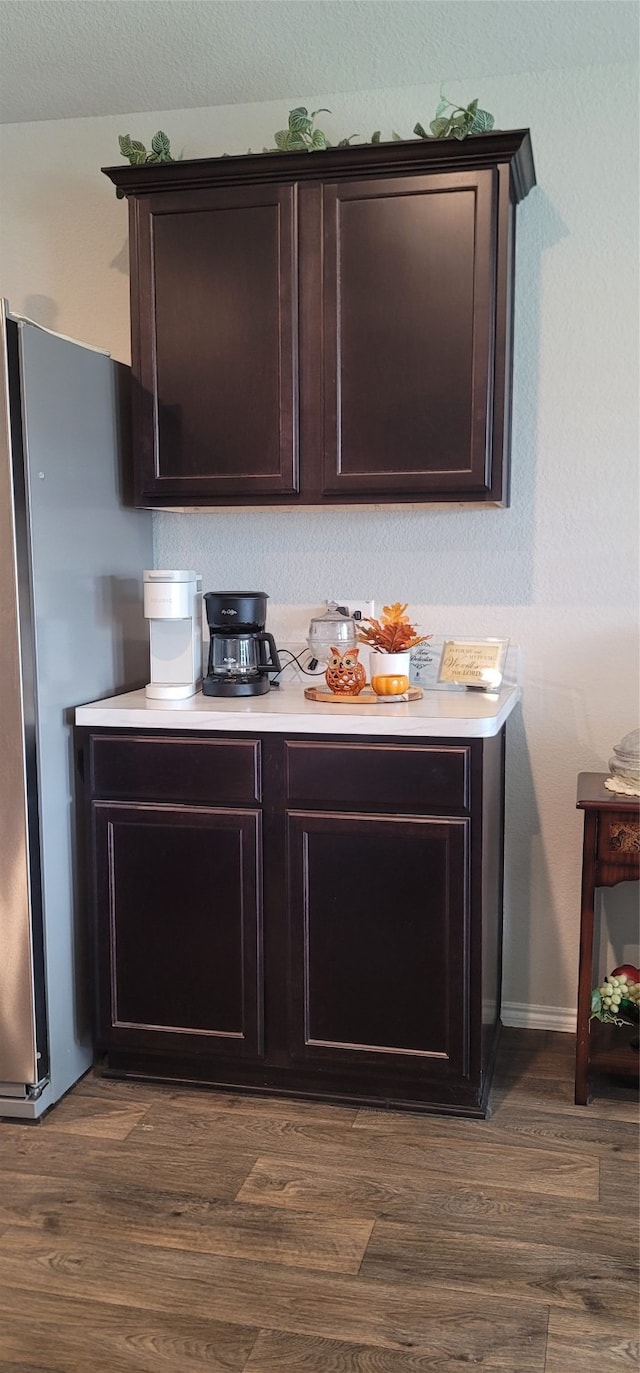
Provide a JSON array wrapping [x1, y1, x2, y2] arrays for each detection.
[[1, 62, 638, 1021]]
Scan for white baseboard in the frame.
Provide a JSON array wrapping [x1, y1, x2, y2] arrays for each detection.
[[501, 1002, 577, 1033]]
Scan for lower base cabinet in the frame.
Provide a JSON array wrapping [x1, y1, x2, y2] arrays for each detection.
[[79, 728, 506, 1117]]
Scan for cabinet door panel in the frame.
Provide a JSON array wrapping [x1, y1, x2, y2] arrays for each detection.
[[132, 184, 298, 502], [287, 811, 469, 1076], [93, 802, 263, 1057], [316, 170, 496, 499]]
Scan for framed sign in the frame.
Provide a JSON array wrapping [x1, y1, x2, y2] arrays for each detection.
[[410, 639, 441, 688], [438, 638, 509, 691]]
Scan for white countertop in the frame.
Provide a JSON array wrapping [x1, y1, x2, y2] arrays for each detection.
[[75, 684, 520, 738]]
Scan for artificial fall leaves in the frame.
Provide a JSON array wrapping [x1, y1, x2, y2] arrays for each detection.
[[357, 603, 431, 654]]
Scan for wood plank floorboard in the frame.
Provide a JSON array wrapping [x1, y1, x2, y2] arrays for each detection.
[[242, 1326, 544, 1371], [0, 1174, 373, 1273], [0, 1283, 258, 1372], [544, 1308, 640, 1373], [490, 1068, 639, 1123], [75, 1075, 360, 1123], [352, 1102, 639, 1159], [0, 1364, 60, 1373], [236, 1156, 633, 1259], [0, 1029, 637, 1373], [123, 1105, 601, 1200], [29, 1095, 149, 1140], [359, 1220, 638, 1317], [597, 1150, 640, 1209], [0, 1132, 259, 1201]]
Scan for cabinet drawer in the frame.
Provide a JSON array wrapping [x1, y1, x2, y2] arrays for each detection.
[[89, 733, 261, 805], [284, 741, 470, 811], [597, 811, 640, 866]]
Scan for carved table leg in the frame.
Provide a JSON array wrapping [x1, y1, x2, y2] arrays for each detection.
[[575, 810, 598, 1104]]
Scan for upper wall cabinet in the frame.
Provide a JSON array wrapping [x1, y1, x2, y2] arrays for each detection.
[[104, 132, 535, 508]]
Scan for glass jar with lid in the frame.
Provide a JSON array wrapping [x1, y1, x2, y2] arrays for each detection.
[[306, 603, 359, 665]]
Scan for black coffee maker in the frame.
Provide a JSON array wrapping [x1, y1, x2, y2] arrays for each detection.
[[203, 591, 281, 697]]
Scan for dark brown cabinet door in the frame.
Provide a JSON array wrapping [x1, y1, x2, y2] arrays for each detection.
[[131, 182, 298, 503], [286, 810, 470, 1079], [106, 133, 534, 508], [305, 170, 499, 500], [92, 801, 263, 1058]]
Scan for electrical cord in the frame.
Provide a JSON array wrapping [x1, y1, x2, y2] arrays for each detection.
[[270, 648, 325, 687]]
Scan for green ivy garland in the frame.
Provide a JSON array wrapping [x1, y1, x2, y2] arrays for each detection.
[[115, 93, 495, 188]]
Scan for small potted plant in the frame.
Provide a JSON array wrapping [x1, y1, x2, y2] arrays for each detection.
[[357, 603, 430, 700]]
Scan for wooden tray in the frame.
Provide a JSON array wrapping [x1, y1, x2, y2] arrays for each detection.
[[304, 686, 423, 704]]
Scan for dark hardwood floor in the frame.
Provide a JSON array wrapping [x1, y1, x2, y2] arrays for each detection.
[[0, 1029, 637, 1372]]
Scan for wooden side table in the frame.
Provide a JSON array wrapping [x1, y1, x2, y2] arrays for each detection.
[[575, 773, 640, 1104]]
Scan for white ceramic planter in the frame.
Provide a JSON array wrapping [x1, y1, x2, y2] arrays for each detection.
[[369, 650, 411, 700]]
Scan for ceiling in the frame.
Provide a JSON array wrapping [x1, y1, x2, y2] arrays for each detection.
[[0, 0, 637, 125]]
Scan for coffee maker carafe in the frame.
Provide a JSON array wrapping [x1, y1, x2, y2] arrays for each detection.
[[203, 592, 281, 697]]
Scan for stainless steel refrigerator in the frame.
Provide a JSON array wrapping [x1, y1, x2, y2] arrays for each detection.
[[0, 301, 152, 1119]]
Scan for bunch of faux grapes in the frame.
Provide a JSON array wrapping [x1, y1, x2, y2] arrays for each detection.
[[597, 974, 640, 1015]]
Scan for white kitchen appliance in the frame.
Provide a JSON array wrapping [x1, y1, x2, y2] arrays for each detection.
[[144, 570, 202, 699]]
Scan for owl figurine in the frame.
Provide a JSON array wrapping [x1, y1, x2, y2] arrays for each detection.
[[325, 646, 367, 695]]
